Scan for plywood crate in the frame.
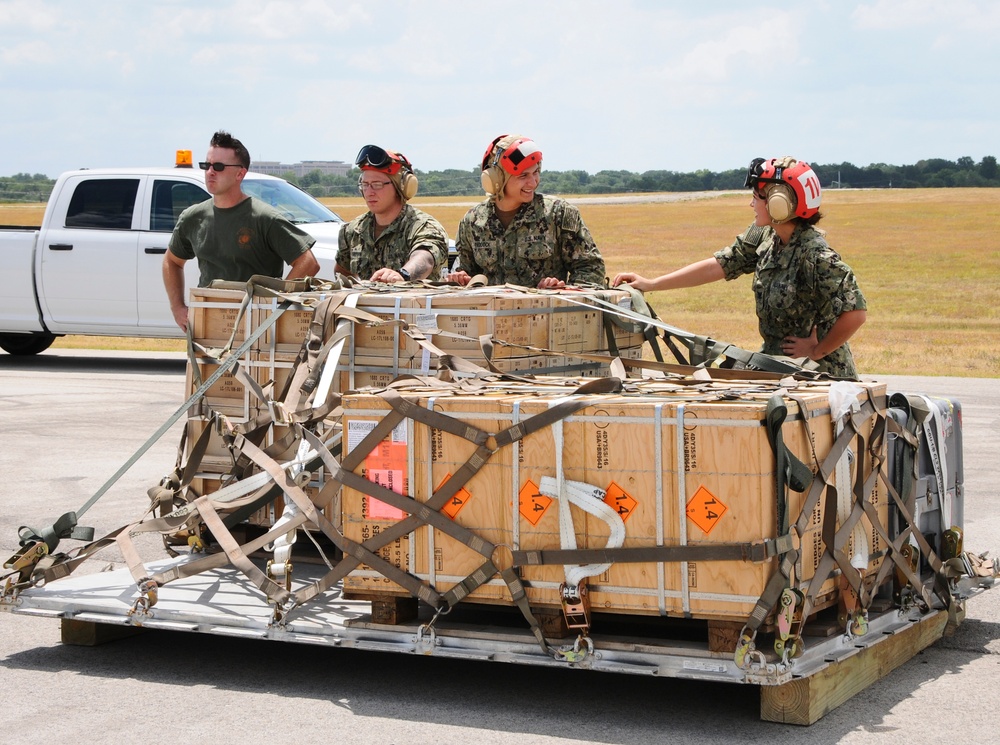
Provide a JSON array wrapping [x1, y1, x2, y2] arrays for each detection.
[[188, 287, 251, 347], [340, 379, 888, 622], [184, 354, 256, 419]]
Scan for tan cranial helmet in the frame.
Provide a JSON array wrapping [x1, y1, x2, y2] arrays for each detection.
[[480, 134, 543, 196]]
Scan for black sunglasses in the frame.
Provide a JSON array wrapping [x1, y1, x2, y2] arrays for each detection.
[[199, 161, 245, 172]]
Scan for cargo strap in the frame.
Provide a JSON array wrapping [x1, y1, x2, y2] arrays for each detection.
[[512, 539, 792, 567], [560, 291, 821, 376], [328, 379, 623, 651], [737, 393, 880, 664], [7, 283, 293, 580], [877, 395, 958, 626]]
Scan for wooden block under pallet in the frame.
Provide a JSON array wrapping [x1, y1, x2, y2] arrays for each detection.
[[61, 618, 144, 646], [343, 591, 419, 625], [707, 619, 744, 653], [759, 606, 953, 725]]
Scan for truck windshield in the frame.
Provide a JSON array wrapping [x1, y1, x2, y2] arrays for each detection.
[[241, 178, 343, 224]]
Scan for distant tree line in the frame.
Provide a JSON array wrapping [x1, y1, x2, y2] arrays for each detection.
[[3, 156, 998, 202], [0, 173, 55, 202]]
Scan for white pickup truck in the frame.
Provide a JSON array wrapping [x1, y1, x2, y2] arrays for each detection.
[[0, 165, 345, 355]]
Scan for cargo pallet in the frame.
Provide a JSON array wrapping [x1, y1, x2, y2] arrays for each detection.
[[2, 557, 982, 725], [2, 281, 995, 726]]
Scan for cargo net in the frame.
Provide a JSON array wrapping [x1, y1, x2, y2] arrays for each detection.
[[4, 277, 995, 668]]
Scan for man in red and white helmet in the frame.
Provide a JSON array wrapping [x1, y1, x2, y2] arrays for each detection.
[[613, 156, 867, 379], [446, 134, 605, 289], [335, 144, 449, 283]]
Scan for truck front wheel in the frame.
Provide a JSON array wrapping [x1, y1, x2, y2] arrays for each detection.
[[0, 332, 58, 355]]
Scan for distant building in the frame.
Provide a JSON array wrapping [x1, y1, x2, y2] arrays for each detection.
[[251, 160, 351, 178]]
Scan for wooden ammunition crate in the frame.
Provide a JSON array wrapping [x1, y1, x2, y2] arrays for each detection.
[[183, 285, 648, 533], [340, 379, 889, 623]]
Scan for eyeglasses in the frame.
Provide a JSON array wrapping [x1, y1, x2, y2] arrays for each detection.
[[199, 162, 245, 172], [358, 179, 392, 193]]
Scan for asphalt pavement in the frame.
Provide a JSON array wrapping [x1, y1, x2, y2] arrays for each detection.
[[0, 349, 997, 745]]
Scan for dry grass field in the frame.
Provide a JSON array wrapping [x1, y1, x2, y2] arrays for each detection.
[[3, 188, 997, 377]]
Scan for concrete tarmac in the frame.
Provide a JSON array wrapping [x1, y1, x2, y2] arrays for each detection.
[[1, 350, 998, 745]]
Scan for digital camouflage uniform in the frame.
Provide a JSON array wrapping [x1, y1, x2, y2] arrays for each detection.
[[714, 223, 867, 379], [456, 193, 605, 287], [336, 203, 449, 281]]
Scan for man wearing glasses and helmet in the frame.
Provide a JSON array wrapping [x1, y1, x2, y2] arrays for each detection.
[[613, 156, 867, 379], [446, 134, 605, 290], [164, 130, 320, 331], [335, 145, 449, 283]]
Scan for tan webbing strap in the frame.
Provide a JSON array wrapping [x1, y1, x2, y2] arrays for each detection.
[[512, 540, 788, 567], [493, 377, 623, 449], [33, 529, 127, 586], [440, 559, 500, 607], [195, 496, 293, 606], [877, 462, 953, 611], [499, 566, 552, 653], [381, 389, 490, 446], [233, 433, 445, 607], [151, 513, 311, 587], [743, 397, 878, 632]]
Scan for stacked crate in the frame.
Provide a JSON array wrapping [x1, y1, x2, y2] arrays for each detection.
[[339, 377, 889, 623], [184, 284, 647, 529], [247, 286, 646, 389]]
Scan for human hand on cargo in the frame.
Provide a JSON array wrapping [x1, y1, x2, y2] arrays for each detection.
[[371, 267, 407, 283], [611, 272, 651, 292], [171, 304, 189, 332], [537, 277, 567, 289], [444, 270, 472, 286]]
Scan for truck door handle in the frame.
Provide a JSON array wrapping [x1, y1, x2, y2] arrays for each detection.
[[48, 244, 73, 251], [144, 247, 167, 254]]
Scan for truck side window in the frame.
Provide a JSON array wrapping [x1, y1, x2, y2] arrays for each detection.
[[65, 179, 140, 229], [150, 180, 209, 231]]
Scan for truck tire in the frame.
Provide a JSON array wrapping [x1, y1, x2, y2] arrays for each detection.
[[0, 332, 58, 356]]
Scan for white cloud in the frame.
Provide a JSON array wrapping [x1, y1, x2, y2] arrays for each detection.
[[0, 0, 997, 177]]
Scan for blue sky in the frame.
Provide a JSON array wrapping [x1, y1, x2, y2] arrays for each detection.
[[1, 0, 997, 178]]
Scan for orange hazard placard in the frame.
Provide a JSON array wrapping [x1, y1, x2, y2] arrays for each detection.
[[603, 481, 638, 523], [518, 479, 552, 525], [685, 485, 728, 535], [365, 439, 408, 520], [435, 473, 472, 520]]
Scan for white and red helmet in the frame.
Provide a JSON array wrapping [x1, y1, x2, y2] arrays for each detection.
[[745, 157, 822, 220], [480, 134, 543, 195]]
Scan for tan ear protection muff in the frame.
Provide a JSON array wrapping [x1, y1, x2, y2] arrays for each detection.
[[745, 156, 821, 223], [479, 134, 542, 196], [764, 183, 796, 223], [396, 168, 419, 201], [480, 135, 508, 195]]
